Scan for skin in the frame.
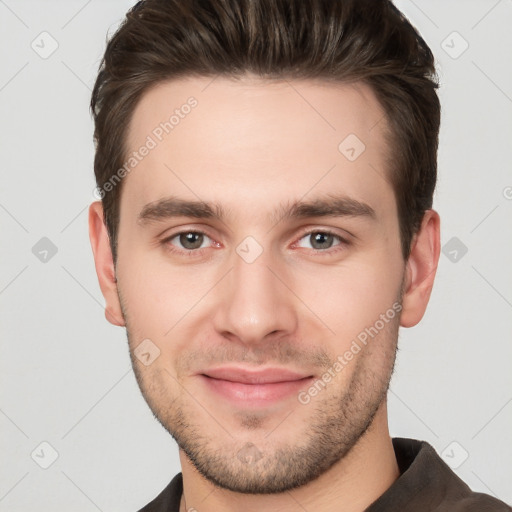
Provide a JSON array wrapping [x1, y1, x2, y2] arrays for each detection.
[[89, 75, 440, 512]]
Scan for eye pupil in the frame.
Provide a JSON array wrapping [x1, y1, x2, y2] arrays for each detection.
[[311, 232, 333, 250], [180, 232, 203, 249]]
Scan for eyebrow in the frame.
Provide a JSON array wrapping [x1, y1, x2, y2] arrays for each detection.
[[137, 194, 376, 226]]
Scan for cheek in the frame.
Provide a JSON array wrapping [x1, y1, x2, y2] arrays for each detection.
[[291, 257, 403, 350], [116, 248, 219, 342], [116, 250, 173, 334]]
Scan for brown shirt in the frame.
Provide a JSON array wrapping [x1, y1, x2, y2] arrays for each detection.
[[138, 438, 511, 511]]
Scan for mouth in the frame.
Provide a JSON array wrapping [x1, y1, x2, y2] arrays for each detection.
[[198, 366, 315, 406]]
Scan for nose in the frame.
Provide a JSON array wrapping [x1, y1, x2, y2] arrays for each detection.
[[212, 245, 298, 346]]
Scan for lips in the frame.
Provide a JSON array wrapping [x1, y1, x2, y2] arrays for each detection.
[[199, 366, 314, 406], [201, 366, 311, 384]]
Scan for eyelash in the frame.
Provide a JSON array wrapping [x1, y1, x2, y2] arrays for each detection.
[[161, 229, 350, 257]]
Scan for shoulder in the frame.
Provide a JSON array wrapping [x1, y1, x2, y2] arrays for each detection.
[[137, 473, 183, 512], [366, 438, 511, 512], [442, 493, 512, 512]]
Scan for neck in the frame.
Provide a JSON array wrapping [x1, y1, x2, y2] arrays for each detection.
[[179, 402, 399, 512]]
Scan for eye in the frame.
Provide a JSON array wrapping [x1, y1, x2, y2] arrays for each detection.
[[296, 230, 346, 251], [165, 231, 213, 251]]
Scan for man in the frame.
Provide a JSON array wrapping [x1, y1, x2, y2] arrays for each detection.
[[88, 0, 511, 510]]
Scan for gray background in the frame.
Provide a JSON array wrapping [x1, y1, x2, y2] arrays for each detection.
[[1, 0, 511, 510]]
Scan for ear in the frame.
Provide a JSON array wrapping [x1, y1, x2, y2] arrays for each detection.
[[88, 201, 125, 327], [400, 209, 441, 328]]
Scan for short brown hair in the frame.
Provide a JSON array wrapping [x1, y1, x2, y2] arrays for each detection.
[[91, 0, 440, 262]]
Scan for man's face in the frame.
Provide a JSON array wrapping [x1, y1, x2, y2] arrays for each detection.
[[115, 76, 406, 493]]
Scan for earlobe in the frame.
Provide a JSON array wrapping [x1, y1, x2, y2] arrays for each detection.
[[400, 210, 441, 328], [88, 201, 126, 327]]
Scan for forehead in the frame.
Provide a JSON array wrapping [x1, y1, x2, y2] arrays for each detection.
[[122, 75, 394, 221]]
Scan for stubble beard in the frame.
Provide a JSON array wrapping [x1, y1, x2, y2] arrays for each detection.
[[124, 309, 400, 494]]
